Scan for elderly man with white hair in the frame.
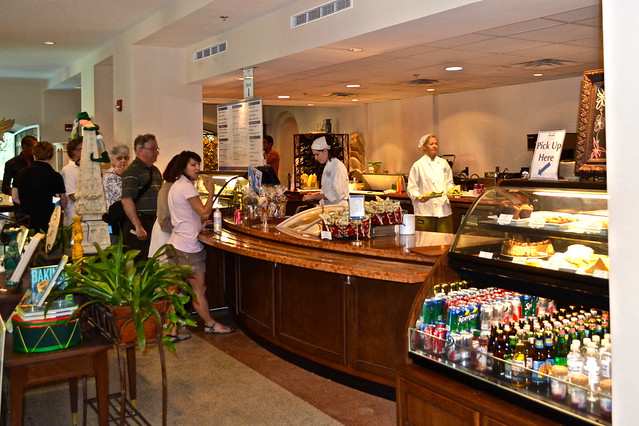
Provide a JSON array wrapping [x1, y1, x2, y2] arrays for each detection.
[[302, 136, 349, 205]]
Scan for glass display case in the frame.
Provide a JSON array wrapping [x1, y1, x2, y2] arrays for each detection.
[[448, 182, 608, 309], [197, 171, 247, 210], [407, 182, 611, 425]]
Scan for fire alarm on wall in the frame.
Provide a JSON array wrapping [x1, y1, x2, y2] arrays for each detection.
[[115, 99, 123, 111]]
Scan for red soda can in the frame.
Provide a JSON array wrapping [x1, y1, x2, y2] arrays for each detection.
[[424, 324, 436, 352], [510, 297, 522, 322], [434, 325, 447, 355], [234, 209, 242, 224]]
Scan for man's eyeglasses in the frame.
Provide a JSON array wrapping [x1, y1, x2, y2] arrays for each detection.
[[141, 146, 159, 152]]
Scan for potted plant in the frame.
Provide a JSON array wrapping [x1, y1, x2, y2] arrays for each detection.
[[46, 236, 196, 351]]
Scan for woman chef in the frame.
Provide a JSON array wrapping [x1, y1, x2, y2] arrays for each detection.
[[302, 136, 349, 205]]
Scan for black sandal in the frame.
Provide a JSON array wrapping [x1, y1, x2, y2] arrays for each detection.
[[204, 321, 235, 334]]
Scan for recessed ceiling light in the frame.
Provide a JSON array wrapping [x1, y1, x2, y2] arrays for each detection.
[[426, 88, 435, 92], [234, 77, 244, 81], [533, 73, 544, 77], [445, 66, 463, 71], [351, 99, 359, 102], [346, 84, 360, 88], [74, 86, 81, 90], [307, 103, 314, 106], [44, 41, 56, 45], [347, 47, 363, 52], [278, 95, 290, 99]]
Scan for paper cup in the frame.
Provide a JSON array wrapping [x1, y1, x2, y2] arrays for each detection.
[[399, 214, 415, 235]]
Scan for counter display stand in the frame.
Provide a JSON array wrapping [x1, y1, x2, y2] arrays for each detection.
[[398, 182, 611, 425]]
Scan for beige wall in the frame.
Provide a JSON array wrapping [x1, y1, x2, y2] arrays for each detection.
[[259, 75, 582, 177], [43, 89, 81, 143], [0, 79, 46, 131]]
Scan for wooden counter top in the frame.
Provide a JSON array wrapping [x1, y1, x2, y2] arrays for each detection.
[[199, 219, 454, 283]]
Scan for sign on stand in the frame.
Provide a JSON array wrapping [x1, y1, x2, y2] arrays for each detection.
[[217, 98, 263, 170], [530, 129, 566, 180]]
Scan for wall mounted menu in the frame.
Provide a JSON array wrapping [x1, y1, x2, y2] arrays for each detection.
[[217, 98, 263, 170]]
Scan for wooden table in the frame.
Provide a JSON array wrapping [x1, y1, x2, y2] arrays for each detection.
[[3, 325, 111, 425]]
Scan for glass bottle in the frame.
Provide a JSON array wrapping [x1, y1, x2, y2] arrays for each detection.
[[554, 331, 569, 366], [492, 330, 506, 378], [600, 343, 612, 380], [511, 340, 527, 387], [567, 342, 584, 375], [584, 347, 600, 400], [531, 333, 548, 393]]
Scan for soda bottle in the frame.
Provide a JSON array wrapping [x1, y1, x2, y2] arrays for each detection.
[[583, 347, 600, 398], [492, 330, 507, 378], [531, 333, 548, 393], [554, 331, 569, 366]]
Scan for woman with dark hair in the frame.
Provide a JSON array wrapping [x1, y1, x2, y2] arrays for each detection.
[[168, 151, 234, 334], [301, 136, 349, 205]]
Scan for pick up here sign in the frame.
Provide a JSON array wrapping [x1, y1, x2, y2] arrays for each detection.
[[530, 129, 566, 180]]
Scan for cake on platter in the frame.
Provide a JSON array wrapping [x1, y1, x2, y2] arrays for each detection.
[[501, 237, 555, 258]]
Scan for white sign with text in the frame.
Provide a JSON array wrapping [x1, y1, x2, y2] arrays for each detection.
[[530, 129, 566, 180]]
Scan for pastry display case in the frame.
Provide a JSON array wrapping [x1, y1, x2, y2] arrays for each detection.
[[403, 181, 611, 425]]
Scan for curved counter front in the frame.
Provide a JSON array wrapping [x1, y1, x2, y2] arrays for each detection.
[[199, 220, 458, 388]]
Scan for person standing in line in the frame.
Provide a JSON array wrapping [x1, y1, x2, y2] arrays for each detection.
[[148, 154, 180, 258], [102, 144, 131, 209], [407, 134, 454, 233], [301, 136, 349, 205], [12, 141, 67, 232], [168, 151, 234, 334], [60, 138, 82, 226], [2, 135, 37, 214], [263, 135, 280, 175], [121, 134, 162, 258]]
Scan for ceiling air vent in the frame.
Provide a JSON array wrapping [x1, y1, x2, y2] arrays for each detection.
[[193, 41, 227, 62], [512, 58, 576, 70], [404, 78, 439, 85], [292, 0, 353, 28], [327, 92, 355, 97]]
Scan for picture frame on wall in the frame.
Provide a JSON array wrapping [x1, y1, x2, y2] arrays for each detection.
[[575, 69, 606, 179]]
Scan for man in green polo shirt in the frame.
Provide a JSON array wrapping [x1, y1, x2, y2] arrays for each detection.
[[121, 134, 163, 258]]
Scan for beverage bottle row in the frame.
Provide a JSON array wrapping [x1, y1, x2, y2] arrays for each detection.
[[412, 283, 612, 420]]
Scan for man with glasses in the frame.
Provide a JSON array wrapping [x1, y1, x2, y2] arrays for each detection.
[[60, 138, 82, 225], [121, 134, 162, 258]]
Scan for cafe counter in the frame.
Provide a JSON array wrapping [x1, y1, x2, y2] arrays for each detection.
[[199, 220, 458, 388]]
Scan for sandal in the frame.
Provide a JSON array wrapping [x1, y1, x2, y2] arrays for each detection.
[[166, 330, 192, 343], [204, 321, 235, 334]]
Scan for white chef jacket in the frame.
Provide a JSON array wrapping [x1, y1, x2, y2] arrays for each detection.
[[321, 157, 349, 205], [407, 155, 454, 217]]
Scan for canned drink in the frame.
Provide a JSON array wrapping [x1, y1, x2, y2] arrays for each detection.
[[432, 297, 445, 322], [234, 209, 243, 224], [447, 333, 462, 362], [434, 326, 447, 355], [423, 324, 436, 352], [459, 304, 480, 331], [459, 331, 473, 365], [492, 302, 503, 326], [510, 297, 522, 322], [521, 295, 533, 317], [537, 297, 549, 316], [447, 306, 460, 333], [422, 299, 433, 324], [480, 303, 493, 331], [502, 299, 513, 324]]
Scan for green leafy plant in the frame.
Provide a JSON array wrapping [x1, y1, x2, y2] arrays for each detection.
[[47, 237, 196, 352]]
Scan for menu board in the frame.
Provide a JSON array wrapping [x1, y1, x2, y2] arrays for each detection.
[[217, 98, 263, 170]]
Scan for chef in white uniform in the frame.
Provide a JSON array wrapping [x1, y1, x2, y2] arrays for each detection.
[[302, 136, 349, 206], [407, 134, 454, 232]]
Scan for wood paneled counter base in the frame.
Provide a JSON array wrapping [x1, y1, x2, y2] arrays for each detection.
[[199, 221, 458, 388]]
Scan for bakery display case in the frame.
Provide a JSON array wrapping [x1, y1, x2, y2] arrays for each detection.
[[448, 182, 608, 309], [400, 182, 612, 425], [197, 171, 248, 210]]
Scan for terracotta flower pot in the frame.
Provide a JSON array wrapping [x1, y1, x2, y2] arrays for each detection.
[[110, 300, 169, 345]]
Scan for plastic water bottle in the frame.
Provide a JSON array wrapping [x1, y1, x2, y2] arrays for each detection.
[[213, 209, 222, 234]]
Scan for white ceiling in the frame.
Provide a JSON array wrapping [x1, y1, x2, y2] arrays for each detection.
[[0, 0, 602, 107]]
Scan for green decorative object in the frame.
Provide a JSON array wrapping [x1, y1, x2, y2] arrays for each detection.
[[12, 314, 82, 353], [3, 228, 20, 279]]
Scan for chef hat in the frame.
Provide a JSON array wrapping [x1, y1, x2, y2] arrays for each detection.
[[418, 134, 436, 149], [311, 136, 329, 151]]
